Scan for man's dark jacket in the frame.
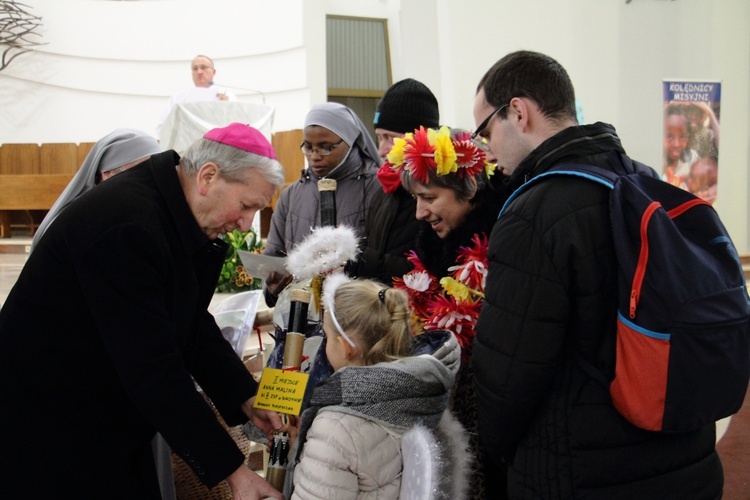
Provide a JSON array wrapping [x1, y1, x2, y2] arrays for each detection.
[[345, 185, 422, 284], [474, 123, 723, 499], [0, 151, 257, 497]]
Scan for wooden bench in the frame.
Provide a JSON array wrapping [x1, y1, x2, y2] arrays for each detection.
[[0, 174, 74, 237], [0, 142, 88, 238], [740, 254, 750, 280], [0, 174, 75, 210], [264, 129, 304, 235], [0, 132, 303, 238]]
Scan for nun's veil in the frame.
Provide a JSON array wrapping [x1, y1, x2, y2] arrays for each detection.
[[303, 102, 380, 167], [30, 128, 162, 251]]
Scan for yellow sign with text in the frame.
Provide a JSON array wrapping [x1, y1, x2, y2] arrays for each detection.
[[253, 368, 309, 416]]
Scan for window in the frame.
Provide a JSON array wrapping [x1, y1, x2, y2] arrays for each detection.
[[326, 16, 391, 139]]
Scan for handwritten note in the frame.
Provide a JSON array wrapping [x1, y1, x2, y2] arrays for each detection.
[[253, 368, 309, 416]]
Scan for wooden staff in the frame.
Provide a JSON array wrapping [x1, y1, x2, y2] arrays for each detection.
[[318, 178, 337, 227], [253, 308, 274, 328], [266, 289, 311, 492], [313, 178, 338, 313]]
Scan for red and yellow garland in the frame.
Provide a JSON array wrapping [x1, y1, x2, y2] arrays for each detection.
[[377, 126, 495, 193], [393, 233, 489, 354]]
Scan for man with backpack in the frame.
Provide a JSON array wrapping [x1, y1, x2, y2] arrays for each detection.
[[472, 50, 736, 498]]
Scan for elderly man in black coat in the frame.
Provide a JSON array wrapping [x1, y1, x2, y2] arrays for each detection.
[[0, 123, 286, 499]]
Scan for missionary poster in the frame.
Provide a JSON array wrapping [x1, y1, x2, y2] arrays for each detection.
[[662, 80, 721, 204]]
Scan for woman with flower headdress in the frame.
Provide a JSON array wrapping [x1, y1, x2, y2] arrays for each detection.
[[387, 125, 509, 499]]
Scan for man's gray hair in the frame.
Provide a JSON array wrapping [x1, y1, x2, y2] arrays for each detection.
[[180, 138, 285, 188]]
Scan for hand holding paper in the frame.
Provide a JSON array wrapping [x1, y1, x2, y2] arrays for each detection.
[[238, 250, 289, 281]]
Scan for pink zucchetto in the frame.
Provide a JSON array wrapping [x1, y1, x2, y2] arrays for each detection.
[[203, 123, 276, 159]]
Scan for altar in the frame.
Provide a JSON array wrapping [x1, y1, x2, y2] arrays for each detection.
[[159, 101, 275, 155]]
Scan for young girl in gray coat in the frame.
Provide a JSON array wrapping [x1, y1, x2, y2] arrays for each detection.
[[291, 274, 471, 499]]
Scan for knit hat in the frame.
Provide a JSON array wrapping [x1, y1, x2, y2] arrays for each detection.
[[203, 122, 276, 159], [373, 78, 440, 134]]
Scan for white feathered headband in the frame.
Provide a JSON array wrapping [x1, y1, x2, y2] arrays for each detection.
[[285, 225, 359, 280], [285, 225, 359, 315]]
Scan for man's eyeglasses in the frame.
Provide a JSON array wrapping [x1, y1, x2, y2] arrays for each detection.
[[471, 103, 509, 150], [300, 140, 344, 156]]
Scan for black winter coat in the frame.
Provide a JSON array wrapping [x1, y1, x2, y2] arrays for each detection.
[[411, 174, 508, 500], [474, 123, 723, 499], [345, 185, 424, 284], [0, 152, 258, 497]]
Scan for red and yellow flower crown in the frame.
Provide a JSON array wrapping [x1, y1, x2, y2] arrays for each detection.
[[378, 126, 495, 192]]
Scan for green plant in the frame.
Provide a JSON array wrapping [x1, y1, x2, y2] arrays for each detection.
[[216, 228, 264, 293]]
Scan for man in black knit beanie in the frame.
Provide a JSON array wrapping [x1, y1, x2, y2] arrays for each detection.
[[345, 78, 440, 284], [373, 78, 440, 155]]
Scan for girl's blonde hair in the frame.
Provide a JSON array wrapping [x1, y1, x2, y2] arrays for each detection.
[[326, 279, 412, 365]]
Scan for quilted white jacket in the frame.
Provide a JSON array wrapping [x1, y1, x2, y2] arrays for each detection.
[[291, 410, 403, 499], [291, 331, 471, 500]]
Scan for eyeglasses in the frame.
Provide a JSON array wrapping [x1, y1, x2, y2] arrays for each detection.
[[473, 136, 491, 153], [471, 103, 509, 147], [300, 139, 344, 156]]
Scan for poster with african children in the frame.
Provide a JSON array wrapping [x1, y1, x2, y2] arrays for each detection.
[[662, 80, 721, 205]]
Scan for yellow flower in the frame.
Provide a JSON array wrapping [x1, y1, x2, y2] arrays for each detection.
[[387, 134, 409, 167], [484, 161, 496, 178], [431, 127, 457, 176], [440, 276, 471, 302]]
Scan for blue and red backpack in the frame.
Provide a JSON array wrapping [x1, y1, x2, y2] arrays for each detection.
[[503, 159, 750, 432]]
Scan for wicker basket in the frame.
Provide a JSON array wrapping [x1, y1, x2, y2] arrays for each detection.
[[171, 394, 257, 499]]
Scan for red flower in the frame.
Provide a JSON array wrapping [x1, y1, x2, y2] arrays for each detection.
[[376, 162, 402, 193], [424, 295, 481, 351], [405, 250, 428, 272], [450, 233, 489, 292], [393, 251, 440, 321], [403, 127, 436, 184], [453, 138, 486, 179]]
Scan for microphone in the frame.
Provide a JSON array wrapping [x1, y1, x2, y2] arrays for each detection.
[[210, 82, 266, 103]]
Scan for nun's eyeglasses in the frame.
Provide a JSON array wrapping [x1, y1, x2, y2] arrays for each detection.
[[300, 140, 344, 156]]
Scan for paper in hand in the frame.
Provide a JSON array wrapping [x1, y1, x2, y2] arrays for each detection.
[[238, 250, 289, 280]]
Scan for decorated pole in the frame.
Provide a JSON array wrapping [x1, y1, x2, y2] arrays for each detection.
[[258, 225, 359, 494], [312, 179, 338, 312], [265, 289, 311, 491], [317, 178, 337, 228], [281, 290, 309, 371]]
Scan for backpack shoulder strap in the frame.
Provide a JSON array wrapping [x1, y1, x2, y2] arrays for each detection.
[[499, 163, 618, 217], [547, 163, 619, 187]]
